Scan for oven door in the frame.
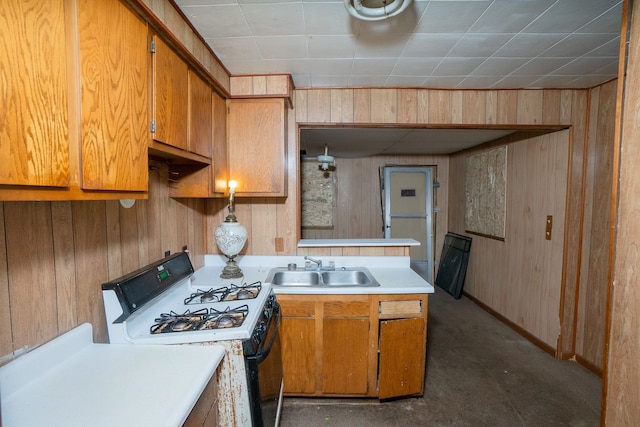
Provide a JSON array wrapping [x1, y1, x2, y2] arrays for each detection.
[[245, 302, 284, 427]]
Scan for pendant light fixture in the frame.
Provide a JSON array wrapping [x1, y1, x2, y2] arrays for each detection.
[[317, 145, 335, 171], [343, 0, 413, 21]]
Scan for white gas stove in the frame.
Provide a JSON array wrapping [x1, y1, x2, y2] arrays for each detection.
[[102, 252, 274, 347], [101, 251, 283, 427]]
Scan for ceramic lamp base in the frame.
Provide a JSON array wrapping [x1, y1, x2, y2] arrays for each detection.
[[220, 258, 243, 280]]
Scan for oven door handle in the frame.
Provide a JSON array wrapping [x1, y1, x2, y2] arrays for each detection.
[[249, 303, 281, 364]]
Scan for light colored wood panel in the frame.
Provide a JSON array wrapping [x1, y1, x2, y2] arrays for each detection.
[[485, 91, 498, 124], [497, 90, 518, 123], [253, 75, 267, 95], [230, 76, 253, 95], [295, 89, 308, 122], [136, 197, 151, 266], [353, 89, 371, 122], [397, 89, 418, 123], [542, 89, 562, 124], [462, 91, 486, 124], [330, 89, 354, 123], [428, 90, 451, 123], [451, 90, 463, 123], [306, 89, 331, 123], [0, 204, 13, 356], [72, 201, 109, 343], [5, 202, 58, 351], [250, 198, 278, 255], [51, 202, 77, 333], [417, 91, 429, 123], [371, 89, 397, 123], [516, 89, 544, 124], [0, 0, 69, 187], [266, 75, 290, 95]]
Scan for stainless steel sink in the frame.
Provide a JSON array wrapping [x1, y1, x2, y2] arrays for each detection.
[[265, 267, 380, 287]]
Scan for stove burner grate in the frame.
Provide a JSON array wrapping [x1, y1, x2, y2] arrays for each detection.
[[183, 286, 227, 305], [150, 305, 250, 334], [222, 281, 262, 301]]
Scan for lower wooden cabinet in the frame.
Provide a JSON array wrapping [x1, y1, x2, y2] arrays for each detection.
[[184, 368, 219, 427], [278, 293, 428, 399]]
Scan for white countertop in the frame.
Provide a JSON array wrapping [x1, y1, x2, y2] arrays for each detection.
[[0, 323, 225, 427], [298, 238, 420, 247], [201, 255, 434, 295]]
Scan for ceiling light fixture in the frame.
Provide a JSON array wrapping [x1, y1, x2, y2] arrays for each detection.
[[317, 145, 335, 171], [343, 0, 413, 21]]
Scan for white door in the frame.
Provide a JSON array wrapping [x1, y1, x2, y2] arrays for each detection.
[[384, 167, 434, 283]]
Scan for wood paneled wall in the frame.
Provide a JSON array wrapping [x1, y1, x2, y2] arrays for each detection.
[[0, 163, 206, 357], [207, 86, 606, 361], [575, 79, 617, 373], [449, 131, 570, 349], [606, 0, 640, 423]]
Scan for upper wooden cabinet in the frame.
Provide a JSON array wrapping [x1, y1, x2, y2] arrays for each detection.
[[227, 98, 287, 196], [188, 70, 213, 158], [151, 34, 189, 151], [77, 0, 149, 191], [0, 0, 149, 200], [0, 0, 70, 188]]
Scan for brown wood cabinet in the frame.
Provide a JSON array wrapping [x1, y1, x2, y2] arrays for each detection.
[[184, 368, 219, 427], [226, 98, 287, 196], [0, 0, 149, 200], [278, 293, 428, 399], [188, 70, 213, 158], [152, 34, 189, 151]]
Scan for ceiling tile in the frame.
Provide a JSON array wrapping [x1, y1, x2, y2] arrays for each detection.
[[470, 58, 530, 76], [392, 57, 441, 76], [509, 58, 570, 76], [207, 37, 260, 61], [541, 33, 621, 58], [523, 0, 619, 33], [493, 34, 567, 58], [402, 34, 462, 57], [178, 5, 251, 38], [351, 59, 396, 75], [414, 1, 492, 34], [469, 0, 557, 33], [255, 35, 308, 59], [303, 2, 359, 35], [432, 57, 485, 76], [307, 35, 357, 58], [447, 34, 514, 57], [240, 3, 305, 36]]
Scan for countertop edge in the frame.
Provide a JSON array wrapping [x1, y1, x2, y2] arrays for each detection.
[[297, 238, 420, 247]]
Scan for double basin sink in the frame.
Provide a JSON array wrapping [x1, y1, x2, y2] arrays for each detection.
[[265, 267, 380, 288]]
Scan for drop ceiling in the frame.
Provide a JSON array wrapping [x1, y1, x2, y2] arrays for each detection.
[[174, 0, 622, 156]]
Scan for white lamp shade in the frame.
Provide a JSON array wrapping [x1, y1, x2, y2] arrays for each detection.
[[215, 221, 247, 258]]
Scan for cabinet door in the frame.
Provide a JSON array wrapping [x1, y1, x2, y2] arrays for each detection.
[[281, 317, 316, 394], [188, 70, 212, 158], [0, 0, 69, 187], [378, 317, 426, 399], [212, 92, 228, 194], [227, 98, 287, 196], [322, 317, 369, 395], [280, 299, 316, 394], [78, 0, 148, 191], [152, 35, 188, 151]]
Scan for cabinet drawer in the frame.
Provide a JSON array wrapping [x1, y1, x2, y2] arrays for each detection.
[[280, 300, 314, 317], [324, 300, 369, 317], [379, 300, 422, 316]]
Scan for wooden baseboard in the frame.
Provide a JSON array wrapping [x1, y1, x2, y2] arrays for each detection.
[[463, 292, 556, 357]]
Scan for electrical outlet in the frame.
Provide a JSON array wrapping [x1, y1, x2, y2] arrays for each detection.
[[275, 237, 284, 252], [546, 215, 553, 240]]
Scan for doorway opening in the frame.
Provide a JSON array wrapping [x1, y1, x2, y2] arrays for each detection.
[[383, 166, 435, 283]]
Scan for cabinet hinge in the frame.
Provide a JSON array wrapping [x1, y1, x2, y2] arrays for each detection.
[[150, 39, 156, 53], [150, 121, 156, 133]]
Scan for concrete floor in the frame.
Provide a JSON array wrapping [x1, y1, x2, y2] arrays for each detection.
[[279, 289, 601, 427]]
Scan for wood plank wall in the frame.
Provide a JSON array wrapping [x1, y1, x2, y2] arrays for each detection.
[[204, 86, 614, 364], [575, 80, 617, 374], [606, 0, 640, 423], [449, 130, 570, 349], [0, 162, 206, 357]]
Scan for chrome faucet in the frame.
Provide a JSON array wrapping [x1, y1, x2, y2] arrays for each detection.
[[304, 256, 322, 270]]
